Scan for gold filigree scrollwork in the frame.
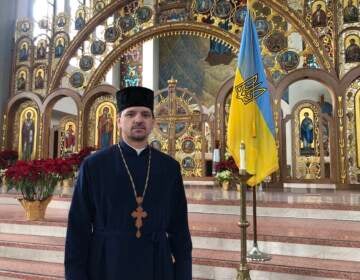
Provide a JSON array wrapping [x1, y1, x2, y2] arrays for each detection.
[[78, 110, 82, 151], [338, 96, 346, 183], [38, 113, 44, 159], [344, 80, 360, 183], [273, 98, 280, 181], [2, 114, 7, 150]]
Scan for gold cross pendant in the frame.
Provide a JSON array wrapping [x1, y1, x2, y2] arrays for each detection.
[[131, 196, 148, 238]]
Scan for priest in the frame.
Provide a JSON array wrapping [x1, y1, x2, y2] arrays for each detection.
[[65, 86, 192, 280]]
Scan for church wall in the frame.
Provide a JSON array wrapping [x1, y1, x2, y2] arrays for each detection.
[[53, 97, 78, 115], [287, 80, 333, 109]]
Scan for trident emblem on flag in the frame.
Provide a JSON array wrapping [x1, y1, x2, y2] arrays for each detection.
[[235, 74, 266, 105]]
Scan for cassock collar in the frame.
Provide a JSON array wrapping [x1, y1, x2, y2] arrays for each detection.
[[119, 140, 150, 157]]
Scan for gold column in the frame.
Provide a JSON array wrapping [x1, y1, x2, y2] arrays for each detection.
[[337, 96, 346, 183]]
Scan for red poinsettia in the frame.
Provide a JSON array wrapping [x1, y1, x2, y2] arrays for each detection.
[[215, 156, 239, 173], [5, 159, 64, 201], [67, 146, 96, 168]]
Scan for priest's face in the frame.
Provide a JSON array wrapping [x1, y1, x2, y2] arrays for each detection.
[[117, 106, 154, 145]]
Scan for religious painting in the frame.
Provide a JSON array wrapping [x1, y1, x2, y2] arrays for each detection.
[[159, 8, 188, 22], [91, 40, 106, 55], [182, 156, 195, 170], [150, 140, 162, 151], [232, 6, 247, 26], [64, 121, 76, 154], [95, 102, 116, 149], [36, 40, 47, 60], [299, 108, 315, 156], [136, 6, 153, 24], [16, 69, 27, 91], [18, 108, 37, 161], [194, 0, 213, 14], [94, 1, 105, 13], [79, 55, 94, 71], [263, 55, 275, 68], [311, 1, 327, 27], [182, 139, 195, 154], [344, 0, 359, 23], [355, 90, 360, 167], [120, 46, 143, 88], [104, 26, 119, 42], [158, 123, 169, 135], [19, 21, 30, 33], [345, 35, 360, 63], [321, 119, 330, 157], [18, 42, 29, 62], [159, 36, 237, 108], [34, 68, 45, 89], [56, 14, 67, 28], [255, 19, 270, 38], [320, 34, 332, 55], [264, 31, 287, 53], [54, 37, 66, 58], [75, 10, 86, 30], [124, 65, 140, 87], [69, 72, 84, 88], [175, 122, 186, 135], [176, 103, 187, 115], [117, 16, 136, 33], [213, 0, 234, 19], [278, 51, 300, 72], [38, 19, 48, 29]]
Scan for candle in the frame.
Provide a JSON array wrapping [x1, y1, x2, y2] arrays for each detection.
[[239, 142, 246, 171]]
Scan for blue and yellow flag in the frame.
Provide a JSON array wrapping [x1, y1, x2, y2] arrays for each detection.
[[227, 10, 279, 186]]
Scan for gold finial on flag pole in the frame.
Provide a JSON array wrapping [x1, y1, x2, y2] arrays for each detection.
[[247, 0, 256, 18]]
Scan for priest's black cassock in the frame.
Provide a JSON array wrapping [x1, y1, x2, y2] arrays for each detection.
[[64, 141, 192, 280]]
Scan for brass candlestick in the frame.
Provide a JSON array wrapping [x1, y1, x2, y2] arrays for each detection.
[[236, 169, 252, 280]]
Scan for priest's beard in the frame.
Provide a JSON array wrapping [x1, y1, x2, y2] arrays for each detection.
[[128, 134, 147, 142], [128, 126, 150, 142]]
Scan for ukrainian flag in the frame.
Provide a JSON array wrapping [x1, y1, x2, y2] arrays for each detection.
[[227, 10, 279, 186]]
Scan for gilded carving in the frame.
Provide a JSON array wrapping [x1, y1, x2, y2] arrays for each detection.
[[346, 80, 360, 183]]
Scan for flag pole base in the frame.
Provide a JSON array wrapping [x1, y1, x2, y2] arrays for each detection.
[[236, 266, 251, 280], [247, 245, 272, 262]]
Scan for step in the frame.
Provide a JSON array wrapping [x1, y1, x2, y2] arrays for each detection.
[[2, 195, 360, 222], [0, 250, 357, 280], [0, 257, 63, 279], [194, 249, 360, 279], [2, 206, 360, 249]]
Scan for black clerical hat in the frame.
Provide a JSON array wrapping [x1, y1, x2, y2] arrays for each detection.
[[116, 86, 154, 113]]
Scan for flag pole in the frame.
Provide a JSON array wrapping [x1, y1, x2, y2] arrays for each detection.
[[245, 0, 272, 262], [247, 183, 272, 261]]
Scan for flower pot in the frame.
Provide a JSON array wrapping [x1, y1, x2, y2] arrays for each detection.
[[61, 178, 74, 196], [1, 176, 7, 194], [18, 196, 52, 221], [222, 180, 230, 191]]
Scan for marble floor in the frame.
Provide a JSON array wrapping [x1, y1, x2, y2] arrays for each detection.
[[0, 184, 359, 279]]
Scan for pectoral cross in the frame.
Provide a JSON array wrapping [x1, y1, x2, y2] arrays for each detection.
[[131, 196, 148, 238]]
